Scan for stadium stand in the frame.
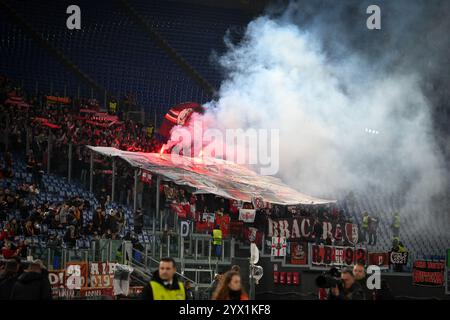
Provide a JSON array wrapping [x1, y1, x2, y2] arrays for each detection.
[[338, 190, 450, 270], [1, 0, 254, 122], [129, 0, 252, 88], [2, 2, 450, 303], [0, 8, 92, 99]]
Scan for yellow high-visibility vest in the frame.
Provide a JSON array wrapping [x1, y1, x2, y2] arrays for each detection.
[[109, 101, 117, 113], [146, 126, 154, 137], [362, 216, 369, 229], [213, 229, 222, 245], [393, 215, 400, 228], [150, 280, 185, 300]]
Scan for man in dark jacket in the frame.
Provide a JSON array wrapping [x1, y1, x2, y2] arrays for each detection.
[[353, 262, 373, 300], [141, 257, 186, 300], [368, 216, 378, 246], [185, 280, 195, 300], [329, 268, 365, 300], [10, 261, 52, 300], [313, 219, 323, 244], [0, 259, 18, 300], [92, 207, 105, 234]]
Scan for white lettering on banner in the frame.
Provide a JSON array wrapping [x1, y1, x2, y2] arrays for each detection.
[[268, 219, 278, 237], [312, 244, 368, 266], [48, 272, 61, 286], [90, 262, 99, 275], [291, 219, 300, 238], [90, 262, 116, 288], [267, 218, 358, 244], [90, 262, 116, 275], [279, 219, 290, 238], [66, 264, 81, 290], [300, 218, 311, 237], [48, 270, 67, 298], [322, 221, 333, 240], [390, 251, 408, 264], [335, 248, 344, 265]]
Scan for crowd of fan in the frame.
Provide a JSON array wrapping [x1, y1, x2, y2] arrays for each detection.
[[0, 75, 163, 180], [0, 176, 131, 259], [0, 258, 52, 300], [1, 75, 379, 260], [0, 75, 161, 259]]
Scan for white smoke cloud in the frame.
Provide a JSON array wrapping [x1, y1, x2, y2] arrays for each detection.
[[165, 3, 448, 227], [197, 14, 447, 207]]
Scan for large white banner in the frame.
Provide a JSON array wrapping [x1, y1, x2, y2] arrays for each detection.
[[87, 146, 336, 205]]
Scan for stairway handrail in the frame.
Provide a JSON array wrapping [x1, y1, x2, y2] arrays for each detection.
[[131, 247, 197, 286]]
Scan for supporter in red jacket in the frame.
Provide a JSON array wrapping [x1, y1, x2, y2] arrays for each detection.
[[1, 241, 17, 259]]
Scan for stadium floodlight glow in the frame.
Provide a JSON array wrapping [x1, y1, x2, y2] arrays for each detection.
[[365, 128, 380, 135]]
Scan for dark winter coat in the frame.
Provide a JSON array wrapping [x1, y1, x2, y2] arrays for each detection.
[[10, 271, 52, 300], [0, 272, 17, 300]]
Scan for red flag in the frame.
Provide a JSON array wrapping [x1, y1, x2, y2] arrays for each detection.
[[170, 203, 187, 218]]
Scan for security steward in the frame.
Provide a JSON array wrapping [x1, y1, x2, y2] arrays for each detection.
[[392, 212, 400, 238], [212, 225, 223, 258], [361, 212, 369, 243], [141, 257, 186, 300]]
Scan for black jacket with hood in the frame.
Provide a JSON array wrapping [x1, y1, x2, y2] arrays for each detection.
[[0, 271, 17, 300], [10, 271, 52, 300]]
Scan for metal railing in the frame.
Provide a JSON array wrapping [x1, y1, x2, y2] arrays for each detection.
[[141, 230, 235, 265], [27, 231, 235, 269], [25, 230, 235, 300], [27, 239, 130, 270], [129, 247, 216, 299]]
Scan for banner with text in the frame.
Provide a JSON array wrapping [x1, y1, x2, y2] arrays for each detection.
[[311, 244, 367, 267], [446, 249, 450, 295], [267, 217, 359, 245], [239, 209, 256, 223], [66, 262, 89, 289], [48, 270, 75, 299], [412, 260, 445, 287], [389, 251, 409, 266], [90, 262, 116, 288]]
